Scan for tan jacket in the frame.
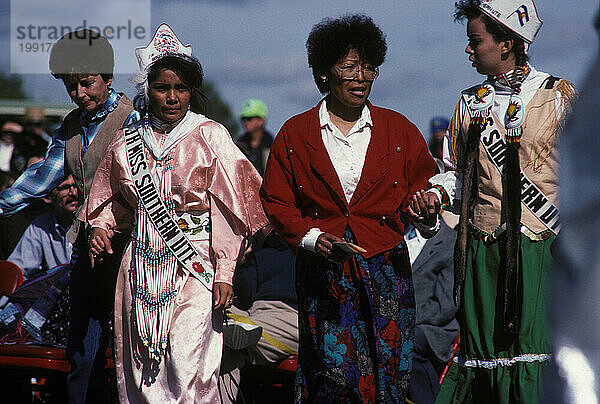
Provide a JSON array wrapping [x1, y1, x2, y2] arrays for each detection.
[[456, 77, 575, 234]]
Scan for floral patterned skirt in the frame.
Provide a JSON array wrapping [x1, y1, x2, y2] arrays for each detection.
[[295, 230, 415, 403]]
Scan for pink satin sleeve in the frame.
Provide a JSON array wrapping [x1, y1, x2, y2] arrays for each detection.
[[80, 130, 135, 232], [209, 193, 244, 285]]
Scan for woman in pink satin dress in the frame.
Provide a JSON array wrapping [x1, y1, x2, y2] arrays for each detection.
[[83, 24, 268, 403]]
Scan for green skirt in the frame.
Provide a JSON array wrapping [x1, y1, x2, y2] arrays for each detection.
[[436, 232, 554, 404]]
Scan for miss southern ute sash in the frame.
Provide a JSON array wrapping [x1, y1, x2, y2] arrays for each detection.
[[124, 124, 214, 291], [463, 85, 561, 235]]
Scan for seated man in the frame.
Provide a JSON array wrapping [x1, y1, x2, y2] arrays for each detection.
[[220, 232, 299, 403], [8, 175, 77, 280], [0, 175, 77, 345]]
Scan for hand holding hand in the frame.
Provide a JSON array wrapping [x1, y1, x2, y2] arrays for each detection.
[[88, 227, 114, 267], [407, 190, 440, 227]]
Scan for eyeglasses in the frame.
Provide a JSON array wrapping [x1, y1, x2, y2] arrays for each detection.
[[55, 183, 77, 193], [334, 63, 379, 81]]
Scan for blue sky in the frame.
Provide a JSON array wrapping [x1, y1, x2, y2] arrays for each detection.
[[1, 0, 598, 139]]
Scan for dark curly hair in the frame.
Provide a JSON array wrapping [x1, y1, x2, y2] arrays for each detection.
[[306, 14, 387, 94], [134, 55, 207, 114], [49, 29, 114, 82], [455, 0, 528, 67]]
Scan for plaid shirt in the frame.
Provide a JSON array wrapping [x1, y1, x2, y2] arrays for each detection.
[[0, 89, 139, 215]]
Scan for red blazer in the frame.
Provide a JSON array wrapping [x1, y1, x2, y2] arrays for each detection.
[[260, 102, 435, 258]]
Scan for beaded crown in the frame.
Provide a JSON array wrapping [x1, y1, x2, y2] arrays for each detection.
[[135, 23, 192, 71]]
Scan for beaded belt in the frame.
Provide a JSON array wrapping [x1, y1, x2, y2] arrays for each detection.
[[469, 222, 554, 245]]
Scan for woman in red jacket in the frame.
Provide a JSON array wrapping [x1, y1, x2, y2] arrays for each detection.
[[260, 14, 438, 403]]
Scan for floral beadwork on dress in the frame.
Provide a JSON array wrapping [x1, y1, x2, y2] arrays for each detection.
[[176, 212, 210, 241]]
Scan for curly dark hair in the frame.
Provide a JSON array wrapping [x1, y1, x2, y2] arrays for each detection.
[[49, 29, 114, 82], [306, 14, 387, 93], [454, 0, 528, 67], [134, 55, 207, 114]]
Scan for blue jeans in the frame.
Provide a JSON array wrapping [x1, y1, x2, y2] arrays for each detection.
[[66, 232, 126, 404]]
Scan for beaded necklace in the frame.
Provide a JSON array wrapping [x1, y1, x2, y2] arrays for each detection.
[[132, 125, 179, 361], [489, 64, 531, 143]]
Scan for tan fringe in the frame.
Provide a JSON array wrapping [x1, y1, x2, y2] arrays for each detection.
[[527, 79, 578, 172], [556, 79, 578, 111]]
